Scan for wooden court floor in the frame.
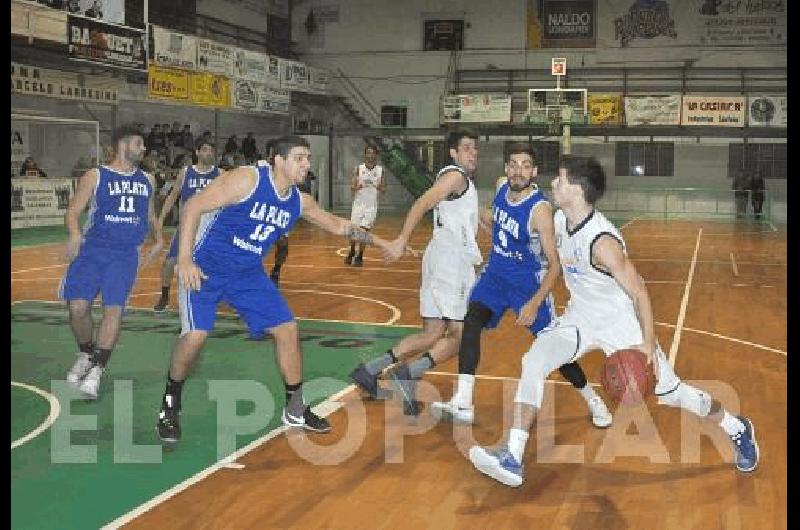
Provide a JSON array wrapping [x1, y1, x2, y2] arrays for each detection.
[[11, 215, 787, 529]]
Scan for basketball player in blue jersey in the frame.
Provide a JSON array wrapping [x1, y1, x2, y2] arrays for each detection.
[[61, 124, 162, 398], [349, 130, 484, 416], [153, 138, 220, 312], [469, 156, 759, 487], [155, 136, 391, 443], [431, 144, 612, 427]]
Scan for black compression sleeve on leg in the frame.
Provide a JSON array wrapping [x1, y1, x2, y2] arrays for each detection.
[[458, 302, 493, 375], [559, 361, 588, 389], [274, 236, 289, 268]]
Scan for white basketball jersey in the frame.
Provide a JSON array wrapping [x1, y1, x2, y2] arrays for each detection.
[[429, 165, 481, 266], [353, 163, 382, 206], [554, 208, 635, 324]]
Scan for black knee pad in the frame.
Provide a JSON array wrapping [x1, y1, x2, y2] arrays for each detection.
[[458, 302, 493, 375], [559, 361, 587, 389]]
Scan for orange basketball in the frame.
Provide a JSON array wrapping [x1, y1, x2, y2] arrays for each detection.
[[600, 349, 655, 406]]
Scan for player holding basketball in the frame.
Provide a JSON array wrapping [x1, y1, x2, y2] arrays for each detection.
[[155, 136, 391, 443], [469, 155, 759, 487], [430, 143, 612, 428], [62, 124, 162, 398], [349, 130, 481, 415], [345, 145, 386, 266], [153, 138, 220, 312]]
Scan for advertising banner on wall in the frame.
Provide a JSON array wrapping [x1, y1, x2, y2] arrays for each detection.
[[681, 95, 746, 126], [541, 0, 596, 48], [233, 48, 268, 83], [197, 39, 235, 76], [588, 93, 622, 125], [442, 94, 512, 123], [696, 0, 785, 46], [624, 95, 681, 125], [191, 72, 230, 107], [306, 67, 330, 94], [12, 1, 69, 43], [67, 15, 146, 70], [11, 177, 74, 228], [265, 56, 282, 88], [148, 65, 190, 102], [11, 123, 29, 175], [151, 25, 197, 70], [280, 59, 309, 90], [11, 62, 121, 104], [232, 79, 290, 114], [748, 95, 787, 127]]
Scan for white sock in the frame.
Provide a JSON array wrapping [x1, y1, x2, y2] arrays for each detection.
[[508, 428, 529, 463], [719, 411, 745, 436], [452, 374, 475, 407], [578, 383, 598, 403]]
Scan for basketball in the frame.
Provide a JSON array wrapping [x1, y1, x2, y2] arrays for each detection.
[[600, 349, 655, 406]]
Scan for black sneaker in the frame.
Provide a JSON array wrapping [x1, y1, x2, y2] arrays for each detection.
[[352, 255, 363, 267], [282, 407, 332, 433], [156, 407, 181, 443], [344, 252, 355, 265], [350, 363, 379, 398], [386, 363, 421, 417], [153, 297, 168, 313], [270, 271, 280, 286]]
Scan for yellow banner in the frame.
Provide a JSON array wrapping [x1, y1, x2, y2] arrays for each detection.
[[588, 94, 622, 125], [148, 66, 190, 101], [191, 72, 230, 107]]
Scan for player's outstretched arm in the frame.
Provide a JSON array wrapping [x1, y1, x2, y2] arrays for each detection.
[[593, 235, 656, 364], [517, 201, 560, 326], [63, 168, 99, 261], [385, 169, 467, 261], [142, 171, 164, 266], [177, 166, 256, 290], [156, 166, 187, 230]]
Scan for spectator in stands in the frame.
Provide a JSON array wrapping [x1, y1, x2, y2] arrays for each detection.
[[85, 0, 103, 18], [242, 132, 257, 161], [65, 0, 81, 13], [224, 134, 239, 156], [732, 169, 748, 219], [20, 157, 47, 178], [169, 122, 183, 147], [181, 124, 194, 152], [750, 171, 766, 220], [147, 124, 166, 153]]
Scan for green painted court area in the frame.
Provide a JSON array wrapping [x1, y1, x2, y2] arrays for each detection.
[[11, 301, 415, 529]]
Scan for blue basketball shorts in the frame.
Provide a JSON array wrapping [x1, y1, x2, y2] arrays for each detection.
[[59, 244, 140, 307], [178, 266, 294, 337], [468, 266, 554, 334]]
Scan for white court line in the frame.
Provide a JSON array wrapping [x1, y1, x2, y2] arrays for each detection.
[[11, 264, 67, 274], [767, 221, 778, 232], [730, 252, 739, 277], [11, 381, 61, 450], [427, 371, 601, 387], [668, 229, 702, 368], [619, 217, 639, 230], [100, 384, 356, 529]]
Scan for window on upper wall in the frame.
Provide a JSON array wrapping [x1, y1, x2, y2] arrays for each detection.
[[423, 20, 464, 51], [728, 143, 786, 179], [615, 142, 674, 176], [381, 105, 407, 128]]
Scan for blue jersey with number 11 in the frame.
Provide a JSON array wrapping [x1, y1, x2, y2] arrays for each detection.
[[82, 165, 152, 250]]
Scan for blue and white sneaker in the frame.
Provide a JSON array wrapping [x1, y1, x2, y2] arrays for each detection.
[[730, 416, 759, 473], [469, 445, 524, 487]]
